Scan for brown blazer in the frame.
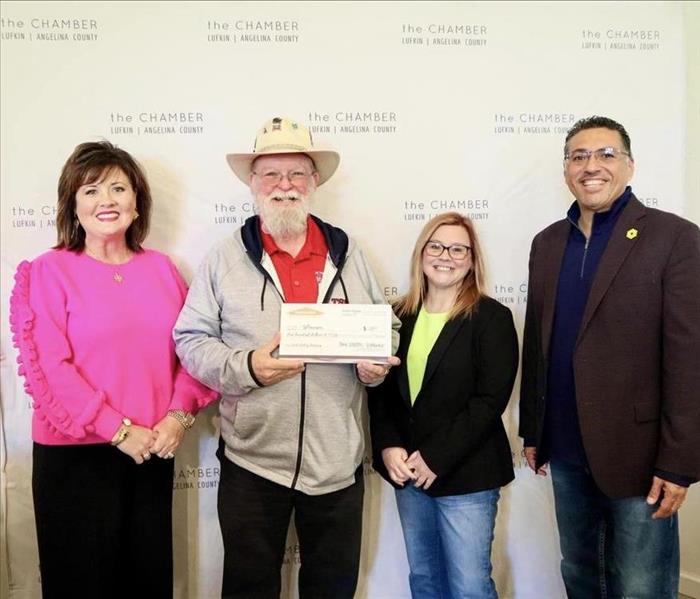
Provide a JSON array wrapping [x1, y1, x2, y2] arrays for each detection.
[[519, 195, 700, 498]]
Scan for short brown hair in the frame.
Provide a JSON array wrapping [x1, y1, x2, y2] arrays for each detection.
[[54, 141, 152, 252], [394, 212, 487, 320]]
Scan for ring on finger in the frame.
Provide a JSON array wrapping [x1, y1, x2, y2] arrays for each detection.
[[142, 453, 150, 460], [166, 452, 175, 459]]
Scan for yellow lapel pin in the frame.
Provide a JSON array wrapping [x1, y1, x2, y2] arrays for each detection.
[[626, 228, 638, 240]]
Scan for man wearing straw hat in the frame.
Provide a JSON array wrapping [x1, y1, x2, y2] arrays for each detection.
[[174, 116, 399, 598]]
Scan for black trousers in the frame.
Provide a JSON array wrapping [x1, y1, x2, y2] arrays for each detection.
[[217, 455, 364, 599], [32, 442, 174, 599]]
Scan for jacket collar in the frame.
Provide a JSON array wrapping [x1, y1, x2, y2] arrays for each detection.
[[576, 194, 646, 346], [566, 186, 632, 233], [539, 193, 647, 355], [241, 214, 348, 267]]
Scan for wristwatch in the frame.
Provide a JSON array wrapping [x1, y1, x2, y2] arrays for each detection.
[[111, 417, 132, 446], [167, 410, 195, 430]]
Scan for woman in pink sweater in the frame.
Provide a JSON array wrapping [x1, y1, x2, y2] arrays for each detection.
[[10, 141, 217, 598]]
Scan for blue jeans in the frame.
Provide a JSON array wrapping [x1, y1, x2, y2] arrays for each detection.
[[395, 484, 499, 599], [550, 460, 679, 599]]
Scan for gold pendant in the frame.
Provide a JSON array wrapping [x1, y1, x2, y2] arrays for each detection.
[[113, 272, 124, 283]]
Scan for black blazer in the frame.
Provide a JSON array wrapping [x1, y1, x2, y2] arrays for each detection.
[[369, 296, 519, 497]]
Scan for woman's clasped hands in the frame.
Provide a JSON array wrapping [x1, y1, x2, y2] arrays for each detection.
[[114, 417, 185, 464], [381, 447, 438, 490]]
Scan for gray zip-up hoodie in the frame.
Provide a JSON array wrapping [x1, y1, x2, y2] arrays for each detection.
[[174, 215, 400, 495]]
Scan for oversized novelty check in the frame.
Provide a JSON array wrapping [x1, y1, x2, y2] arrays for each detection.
[[278, 303, 393, 363]]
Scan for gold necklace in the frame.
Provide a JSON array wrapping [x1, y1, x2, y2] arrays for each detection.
[[84, 248, 129, 283]]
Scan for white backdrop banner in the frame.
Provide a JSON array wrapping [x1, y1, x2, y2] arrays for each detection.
[[0, 2, 693, 598]]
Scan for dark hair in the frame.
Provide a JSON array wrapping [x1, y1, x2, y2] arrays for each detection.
[[564, 116, 632, 159], [54, 141, 152, 252]]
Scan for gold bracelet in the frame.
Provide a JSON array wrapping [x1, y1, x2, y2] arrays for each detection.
[[111, 418, 132, 446], [167, 410, 195, 430]]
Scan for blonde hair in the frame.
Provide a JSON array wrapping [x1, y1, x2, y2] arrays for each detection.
[[394, 212, 487, 320]]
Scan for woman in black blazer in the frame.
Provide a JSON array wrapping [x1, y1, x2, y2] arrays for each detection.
[[369, 212, 519, 599]]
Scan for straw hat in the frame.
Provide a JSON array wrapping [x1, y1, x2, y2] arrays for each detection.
[[226, 117, 340, 186]]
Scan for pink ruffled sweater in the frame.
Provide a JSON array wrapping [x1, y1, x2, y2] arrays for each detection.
[[10, 248, 217, 445]]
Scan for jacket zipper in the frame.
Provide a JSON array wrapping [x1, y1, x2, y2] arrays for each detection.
[[579, 237, 590, 279], [254, 251, 344, 490], [290, 260, 346, 489], [567, 217, 590, 280], [290, 370, 306, 489]]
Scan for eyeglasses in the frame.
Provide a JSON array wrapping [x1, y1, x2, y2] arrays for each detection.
[[564, 146, 630, 166], [252, 169, 314, 186], [424, 240, 472, 260]]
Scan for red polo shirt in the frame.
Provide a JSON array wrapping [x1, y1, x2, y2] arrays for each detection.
[[261, 217, 328, 303]]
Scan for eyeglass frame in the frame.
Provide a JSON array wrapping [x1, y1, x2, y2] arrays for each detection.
[[564, 146, 631, 166], [251, 168, 316, 186], [423, 240, 472, 261]]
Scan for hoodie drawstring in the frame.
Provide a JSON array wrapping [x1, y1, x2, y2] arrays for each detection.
[[260, 277, 268, 311]]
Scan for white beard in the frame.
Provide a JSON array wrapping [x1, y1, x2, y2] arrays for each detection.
[[256, 190, 312, 239]]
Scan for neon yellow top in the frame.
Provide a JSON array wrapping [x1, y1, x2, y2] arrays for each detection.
[[407, 307, 449, 404]]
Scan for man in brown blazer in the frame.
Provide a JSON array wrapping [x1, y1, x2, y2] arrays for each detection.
[[519, 115, 700, 599]]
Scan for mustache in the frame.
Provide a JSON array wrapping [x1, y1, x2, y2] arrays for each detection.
[[263, 190, 303, 202], [255, 190, 310, 238]]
